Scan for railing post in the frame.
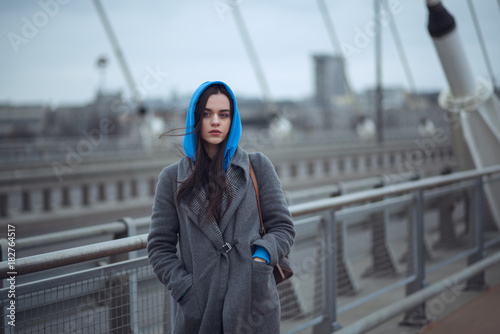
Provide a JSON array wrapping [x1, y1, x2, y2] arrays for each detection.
[[400, 190, 429, 327], [336, 219, 359, 296], [108, 274, 132, 334], [433, 194, 460, 249], [433, 168, 460, 249], [110, 217, 137, 263], [313, 211, 341, 333], [465, 176, 487, 290], [108, 217, 139, 333], [362, 208, 400, 278]]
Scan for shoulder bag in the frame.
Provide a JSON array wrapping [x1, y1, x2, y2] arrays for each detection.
[[249, 161, 293, 285]]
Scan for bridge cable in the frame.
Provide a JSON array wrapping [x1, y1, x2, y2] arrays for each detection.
[[92, 0, 146, 115], [231, 4, 277, 116], [380, 0, 428, 127], [315, 0, 364, 117], [466, 0, 497, 87]]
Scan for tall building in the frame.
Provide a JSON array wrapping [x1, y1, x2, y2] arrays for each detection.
[[313, 54, 350, 130], [313, 54, 348, 107]]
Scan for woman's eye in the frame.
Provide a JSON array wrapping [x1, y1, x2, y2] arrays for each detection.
[[220, 113, 229, 118], [203, 112, 210, 117]]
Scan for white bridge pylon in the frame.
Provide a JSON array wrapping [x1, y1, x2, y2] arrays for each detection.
[[427, 0, 500, 228]]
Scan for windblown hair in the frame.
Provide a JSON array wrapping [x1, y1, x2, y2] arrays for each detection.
[[176, 84, 234, 225]]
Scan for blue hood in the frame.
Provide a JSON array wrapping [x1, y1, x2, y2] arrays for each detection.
[[183, 81, 242, 171]]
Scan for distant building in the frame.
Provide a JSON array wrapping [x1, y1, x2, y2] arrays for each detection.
[[313, 54, 349, 107], [313, 54, 353, 130], [44, 92, 125, 137], [237, 99, 269, 128], [0, 104, 48, 139]]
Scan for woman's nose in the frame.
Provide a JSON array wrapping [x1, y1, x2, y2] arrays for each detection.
[[211, 115, 220, 125]]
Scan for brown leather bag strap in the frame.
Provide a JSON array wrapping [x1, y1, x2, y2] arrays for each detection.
[[249, 159, 285, 279], [249, 160, 266, 235]]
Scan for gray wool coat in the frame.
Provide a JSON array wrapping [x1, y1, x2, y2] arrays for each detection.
[[147, 147, 295, 334]]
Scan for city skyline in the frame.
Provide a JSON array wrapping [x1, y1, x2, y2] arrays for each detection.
[[1, 0, 499, 106]]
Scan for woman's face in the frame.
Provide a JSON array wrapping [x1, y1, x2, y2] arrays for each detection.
[[201, 93, 232, 158]]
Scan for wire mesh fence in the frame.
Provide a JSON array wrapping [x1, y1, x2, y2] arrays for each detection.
[[280, 216, 326, 332], [1, 258, 171, 334], [1, 167, 499, 333], [0, 217, 328, 334]]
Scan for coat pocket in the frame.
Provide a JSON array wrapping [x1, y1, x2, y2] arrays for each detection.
[[251, 260, 280, 315], [175, 283, 202, 331]]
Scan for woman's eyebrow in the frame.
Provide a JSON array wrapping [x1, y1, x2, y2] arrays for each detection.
[[204, 108, 231, 112]]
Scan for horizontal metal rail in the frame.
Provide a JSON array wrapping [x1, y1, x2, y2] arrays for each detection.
[[0, 234, 148, 278], [15, 222, 127, 250], [335, 194, 412, 221], [291, 164, 500, 216], [0, 216, 317, 278], [11, 217, 150, 251], [1, 165, 499, 279], [335, 250, 500, 334], [0, 173, 417, 253], [0, 164, 498, 334]]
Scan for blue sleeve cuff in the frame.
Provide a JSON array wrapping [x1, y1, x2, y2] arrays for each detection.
[[252, 246, 270, 264]]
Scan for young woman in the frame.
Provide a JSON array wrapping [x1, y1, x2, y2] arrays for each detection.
[[147, 81, 295, 333]]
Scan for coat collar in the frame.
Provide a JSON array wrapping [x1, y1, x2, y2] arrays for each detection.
[[176, 147, 252, 249], [176, 147, 250, 182]]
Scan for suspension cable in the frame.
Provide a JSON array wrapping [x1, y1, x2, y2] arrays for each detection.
[[381, 0, 426, 121], [467, 0, 497, 87], [315, 0, 363, 117]]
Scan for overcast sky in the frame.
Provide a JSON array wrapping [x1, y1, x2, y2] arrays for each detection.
[[1, 0, 499, 107]]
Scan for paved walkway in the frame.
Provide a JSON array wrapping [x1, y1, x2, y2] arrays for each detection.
[[362, 257, 500, 334], [420, 283, 500, 334]]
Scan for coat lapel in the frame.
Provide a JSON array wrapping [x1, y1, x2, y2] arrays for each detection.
[[218, 148, 251, 234], [176, 158, 224, 250], [175, 148, 252, 249]]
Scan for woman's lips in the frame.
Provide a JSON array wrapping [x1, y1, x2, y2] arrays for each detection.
[[209, 130, 222, 135]]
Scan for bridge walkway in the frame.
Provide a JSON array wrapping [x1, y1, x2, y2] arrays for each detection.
[[419, 283, 500, 334], [355, 260, 500, 334]]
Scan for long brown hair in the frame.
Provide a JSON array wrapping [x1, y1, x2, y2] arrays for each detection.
[[176, 84, 234, 225]]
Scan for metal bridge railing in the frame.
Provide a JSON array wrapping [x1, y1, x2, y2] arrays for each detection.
[[0, 217, 151, 262], [1, 164, 499, 333]]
